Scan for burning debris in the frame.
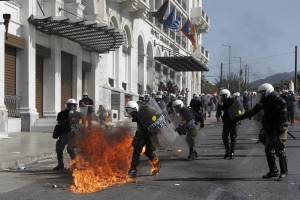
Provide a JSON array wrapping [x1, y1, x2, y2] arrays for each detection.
[[69, 127, 133, 194]]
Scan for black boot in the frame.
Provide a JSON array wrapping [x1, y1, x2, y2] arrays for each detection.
[[224, 150, 230, 159], [128, 169, 137, 178], [223, 138, 230, 159], [230, 142, 235, 160], [262, 171, 279, 179], [53, 164, 64, 171], [277, 154, 288, 181], [263, 154, 278, 178], [188, 148, 198, 161]]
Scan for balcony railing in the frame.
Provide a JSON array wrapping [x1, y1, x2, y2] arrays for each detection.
[[191, 7, 210, 33], [193, 45, 209, 65], [112, 0, 149, 13], [4, 95, 21, 118]]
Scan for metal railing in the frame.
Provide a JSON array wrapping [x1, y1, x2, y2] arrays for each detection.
[[4, 95, 21, 118]]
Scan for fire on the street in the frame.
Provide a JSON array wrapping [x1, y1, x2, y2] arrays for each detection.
[[70, 128, 133, 194]]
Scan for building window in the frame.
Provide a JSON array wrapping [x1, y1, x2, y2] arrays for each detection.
[[109, 78, 114, 87], [122, 82, 127, 91], [155, 62, 161, 72], [163, 67, 168, 75]]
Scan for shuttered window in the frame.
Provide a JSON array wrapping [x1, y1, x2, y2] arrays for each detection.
[[5, 45, 16, 96], [61, 52, 73, 110], [36, 55, 44, 117]]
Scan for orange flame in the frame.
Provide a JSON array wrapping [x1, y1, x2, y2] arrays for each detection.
[[70, 127, 133, 194]]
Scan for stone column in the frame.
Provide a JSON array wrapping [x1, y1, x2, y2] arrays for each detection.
[[143, 54, 147, 92], [179, 72, 183, 91], [85, 52, 100, 110], [127, 47, 133, 92], [43, 36, 62, 118], [18, 0, 38, 131], [0, 27, 8, 136], [131, 47, 138, 94], [72, 49, 82, 102]]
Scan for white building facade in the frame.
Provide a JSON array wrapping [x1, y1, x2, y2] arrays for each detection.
[[0, 0, 209, 133]]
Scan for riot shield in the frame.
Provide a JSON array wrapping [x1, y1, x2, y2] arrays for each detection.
[[138, 98, 178, 147]]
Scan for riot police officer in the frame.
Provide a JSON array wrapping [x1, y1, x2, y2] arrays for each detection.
[[53, 99, 82, 170], [189, 94, 205, 128], [167, 93, 176, 114], [126, 101, 160, 178], [216, 89, 243, 159], [173, 100, 199, 160], [235, 83, 288, 180], [79, 92, 94, 129]]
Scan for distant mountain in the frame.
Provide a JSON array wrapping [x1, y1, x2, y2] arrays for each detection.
[[251, 71, 296, 88]]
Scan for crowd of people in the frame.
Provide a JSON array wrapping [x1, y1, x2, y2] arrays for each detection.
[[51, 83, 294, 181]]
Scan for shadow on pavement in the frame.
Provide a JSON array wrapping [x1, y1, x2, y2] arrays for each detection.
[[196, 154, 265, 158], [154, 177, 273, 182]]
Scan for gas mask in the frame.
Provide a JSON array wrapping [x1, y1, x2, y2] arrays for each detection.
[[66, 103, 77, 111]]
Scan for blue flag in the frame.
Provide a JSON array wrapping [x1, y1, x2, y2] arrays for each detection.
[[163, 8, 182, 31]]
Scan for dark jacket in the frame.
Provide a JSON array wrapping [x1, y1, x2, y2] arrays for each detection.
[[240, 92, 287, 131], [56, 109, 71, 135], [216, 97, 236, 123]]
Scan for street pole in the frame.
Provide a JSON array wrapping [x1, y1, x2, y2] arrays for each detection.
[[222, 44, 232, 89], [220, 62, 223, 88], [248, 65, 250, 88], [295, 46, 298, 94], [245, 64, 248, 91], [234, 57, 242, 92]]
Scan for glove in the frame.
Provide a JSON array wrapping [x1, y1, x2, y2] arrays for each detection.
[[232, 116, 240, 124]]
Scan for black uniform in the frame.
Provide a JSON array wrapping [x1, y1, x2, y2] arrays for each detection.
[[190, 97, 204, 128], [176, 107, 199, 160], [237, 92, 288, 178], [129, 105, 159, 173], [79, 97, 94, 128], [286, 92, 295, 124], [55, 109, 82, 168], [217, 97, 243, 159]]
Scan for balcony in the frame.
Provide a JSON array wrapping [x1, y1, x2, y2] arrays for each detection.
[[193, 45, 209, 65], [190, 7, 210, 33], [112, 0, 149, 16]]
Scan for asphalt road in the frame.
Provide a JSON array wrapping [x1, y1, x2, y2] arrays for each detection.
[[0, 120, 300, 200]]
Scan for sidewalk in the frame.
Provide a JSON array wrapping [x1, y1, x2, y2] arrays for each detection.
[[0, 132, 56, 170]]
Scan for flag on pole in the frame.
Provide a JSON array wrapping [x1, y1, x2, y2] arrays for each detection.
[[151, 0, 169, 23], [180, 19, 198, 51], [163, 8, 182, 31]]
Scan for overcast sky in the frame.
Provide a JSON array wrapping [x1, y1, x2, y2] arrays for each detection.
[[202, 0, 300, 83]]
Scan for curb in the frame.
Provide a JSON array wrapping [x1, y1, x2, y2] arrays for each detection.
[[0, 152, 56, 170]]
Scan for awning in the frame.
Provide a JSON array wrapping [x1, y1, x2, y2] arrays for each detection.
[[154, 56, 209, 72], [28, 15, 125, 54]]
